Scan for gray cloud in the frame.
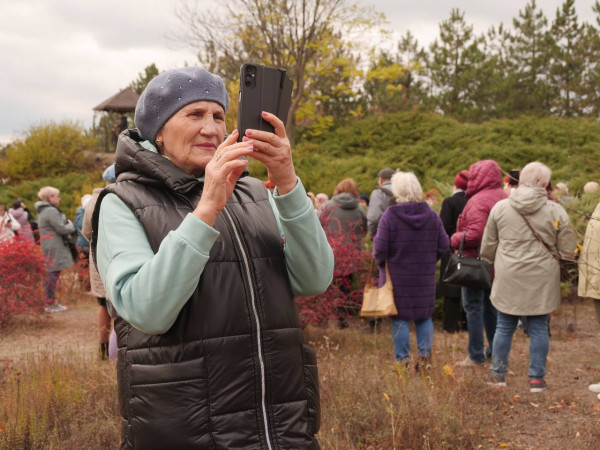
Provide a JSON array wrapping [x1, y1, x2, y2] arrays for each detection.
[[1, 0, 597, 144]]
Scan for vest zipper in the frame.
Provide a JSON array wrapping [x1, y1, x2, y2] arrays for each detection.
[[223, 207, 274, 450]]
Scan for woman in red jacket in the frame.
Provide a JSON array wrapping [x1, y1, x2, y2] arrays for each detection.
[[451, 160, 507, 366]]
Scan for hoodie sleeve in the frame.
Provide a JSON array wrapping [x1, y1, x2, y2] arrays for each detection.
[[47, 208, 75, 237], [271, 179, 334, 296], [96, 193, 220, 335], [451, 200, 488, 250], [556, 207, 577, 259]]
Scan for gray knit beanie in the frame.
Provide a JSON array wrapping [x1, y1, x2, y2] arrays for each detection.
[[135, 67, 229, 143]]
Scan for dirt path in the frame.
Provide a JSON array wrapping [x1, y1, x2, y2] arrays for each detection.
[[457, 299, 600, 448], [0, 302, 99, 364]]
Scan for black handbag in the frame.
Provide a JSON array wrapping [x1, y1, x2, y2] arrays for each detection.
[[515, 209, 578, 283], [63, 234, 79, 262], [442, 234, 492, 289]]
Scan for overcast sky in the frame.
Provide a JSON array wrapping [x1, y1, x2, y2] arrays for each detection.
[[1, 0, 598, 145]]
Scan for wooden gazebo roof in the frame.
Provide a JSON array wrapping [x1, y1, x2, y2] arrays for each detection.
[[93, 88, 140, 112]]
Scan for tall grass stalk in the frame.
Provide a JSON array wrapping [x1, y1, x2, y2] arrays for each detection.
[[307, 321, 476, 449], [0, 351, 119, 449]]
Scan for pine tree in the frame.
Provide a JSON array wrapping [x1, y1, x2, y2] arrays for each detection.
[[550, 0, 586, 116], [579, 1, 600, 115], [428, 9, 487, 120], [510, 0, 554, 115]]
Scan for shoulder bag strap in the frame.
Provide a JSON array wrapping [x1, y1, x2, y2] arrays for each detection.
[[513, 207, 561, 261]]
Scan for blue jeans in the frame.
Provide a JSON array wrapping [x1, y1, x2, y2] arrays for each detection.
[[462, 287, 497, 363], [491, 312, 549, 380], [392, 318, 433, 362]]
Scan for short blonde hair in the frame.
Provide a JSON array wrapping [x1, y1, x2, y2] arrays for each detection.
[[38, 186, 60, 202], [520, 162, 552, 188], [391, 171, 423, 203]]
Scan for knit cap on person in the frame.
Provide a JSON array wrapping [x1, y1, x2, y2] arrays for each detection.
[[103, 164, 116, 183], [454, 170, 469, 190], [378, 168, 395, 180], [134, 67, 230, 143]]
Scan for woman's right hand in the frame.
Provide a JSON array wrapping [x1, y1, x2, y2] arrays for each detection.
[[193, 130, 253, 227]]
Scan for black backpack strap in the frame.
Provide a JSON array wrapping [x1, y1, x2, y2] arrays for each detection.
[[377, 187, 394, 197]]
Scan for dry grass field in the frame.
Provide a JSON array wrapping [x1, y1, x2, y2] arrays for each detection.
[[1, 269, 599, 449]]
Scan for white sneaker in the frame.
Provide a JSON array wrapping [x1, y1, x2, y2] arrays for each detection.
[[485, 373, 507, 387], [44, 303, 67, 313], [455, 357, 484, 367], [588, 383, 600, 393]]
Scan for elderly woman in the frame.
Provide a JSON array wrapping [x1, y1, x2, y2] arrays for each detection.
[[452, 159, 507, 367], [482, 162, 577, 392], [92, 67, 334, 448], [372, 172, 449, 366], [35, 187, 75, 312]]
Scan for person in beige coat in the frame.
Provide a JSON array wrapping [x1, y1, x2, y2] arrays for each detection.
[[82, 165, 115, 360], [481, 162, 577, 393], [578, 201, 600, 398]]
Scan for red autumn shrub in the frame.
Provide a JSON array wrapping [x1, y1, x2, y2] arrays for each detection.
[[296, 216, 372, 326], [0, 237, 46, 329]]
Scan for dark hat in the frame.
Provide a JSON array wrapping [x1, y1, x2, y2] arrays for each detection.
[[378, 168, 395, 180], [135, 67, 229, 143], [454, 170, 469, 190], [359, 194, 370, 206]]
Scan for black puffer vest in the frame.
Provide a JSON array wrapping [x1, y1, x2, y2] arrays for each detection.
[[92, 130, 320, 449]]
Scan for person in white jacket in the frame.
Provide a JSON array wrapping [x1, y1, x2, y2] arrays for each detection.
[[482, 162, 577, 393], [579, 200, 600, 399], [0, 202, 21, 244]]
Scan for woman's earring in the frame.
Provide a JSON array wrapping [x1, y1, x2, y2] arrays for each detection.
[[156, 140, 163, 152]]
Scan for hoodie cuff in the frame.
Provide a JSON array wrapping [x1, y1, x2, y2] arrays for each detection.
[[272, 177, 310, 219]]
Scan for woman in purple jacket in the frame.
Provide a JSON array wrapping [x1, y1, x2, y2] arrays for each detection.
[[373, 172, 449, 366]]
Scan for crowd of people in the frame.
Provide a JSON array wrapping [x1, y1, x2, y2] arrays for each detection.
[[312, 159, 600, 397], [2, 64, 600, 447]]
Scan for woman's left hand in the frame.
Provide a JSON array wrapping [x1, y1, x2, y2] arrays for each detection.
[[244, 112, 297, 195]]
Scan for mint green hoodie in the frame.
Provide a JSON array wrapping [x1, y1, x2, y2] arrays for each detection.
[[96, 178, 334, 334]]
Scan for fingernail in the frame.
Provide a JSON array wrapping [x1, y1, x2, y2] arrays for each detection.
[[246, 130, 253, 136]]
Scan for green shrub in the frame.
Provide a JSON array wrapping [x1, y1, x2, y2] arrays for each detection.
[[0, 121, 95, 182], [293, 112, 600, 197]]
